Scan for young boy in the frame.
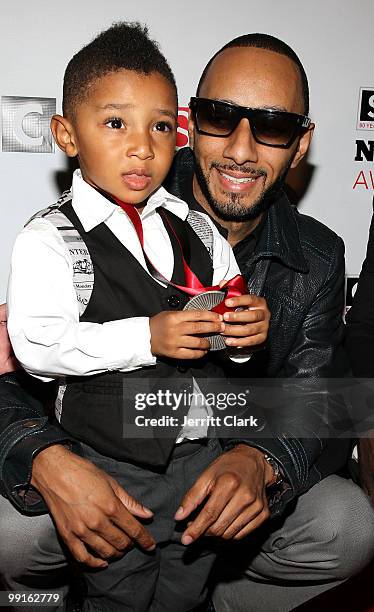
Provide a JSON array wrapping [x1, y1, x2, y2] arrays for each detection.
[[7, 22, 270, 611]]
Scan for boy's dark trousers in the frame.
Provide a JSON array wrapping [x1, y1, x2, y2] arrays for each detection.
[[80, 438, 221, 612]]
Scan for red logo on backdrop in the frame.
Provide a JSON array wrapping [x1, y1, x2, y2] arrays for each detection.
[[177, 106, 189, 149]]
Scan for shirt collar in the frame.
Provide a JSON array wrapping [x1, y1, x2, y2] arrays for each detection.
[[140, 185, 189, 221], [71, 169, 189, 232]]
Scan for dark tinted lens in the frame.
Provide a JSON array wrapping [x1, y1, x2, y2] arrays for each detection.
[[252, 111, 298, 145], [196, 100, 239, 135]]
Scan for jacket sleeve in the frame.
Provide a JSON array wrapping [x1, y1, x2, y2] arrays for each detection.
[[0, 372, 81, 514], [223, 235, 349, 514], [346, 209, 374, 376]]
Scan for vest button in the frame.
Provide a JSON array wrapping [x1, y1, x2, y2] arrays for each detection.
[[177, 365, 188, 373], [167, 295, 181, 308]]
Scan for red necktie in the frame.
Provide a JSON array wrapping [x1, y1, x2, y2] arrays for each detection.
[[113, 196, 247, 309]]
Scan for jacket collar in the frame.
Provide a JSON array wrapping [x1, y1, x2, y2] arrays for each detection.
[[166, 148, 309, 274], [252, 192, 309, 273]]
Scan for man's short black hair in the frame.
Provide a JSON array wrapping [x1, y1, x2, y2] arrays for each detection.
[[196, 33, 309, 115], [63, 21, 177, 117]]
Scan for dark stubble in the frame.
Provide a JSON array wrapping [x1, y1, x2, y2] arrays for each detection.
[[193, 156, 293, 222]]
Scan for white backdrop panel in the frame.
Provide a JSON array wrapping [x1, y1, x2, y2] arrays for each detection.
[[1, 0, 373, 300]]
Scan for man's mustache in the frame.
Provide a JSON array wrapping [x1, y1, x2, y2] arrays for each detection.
[[210, 162, 267, 178]]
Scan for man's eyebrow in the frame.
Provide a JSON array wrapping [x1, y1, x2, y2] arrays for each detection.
[[215, 98, 289, 112], [261, 104, 289, 112]]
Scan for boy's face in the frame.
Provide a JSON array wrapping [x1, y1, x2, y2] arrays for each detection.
[[60, 70, 177, 206]]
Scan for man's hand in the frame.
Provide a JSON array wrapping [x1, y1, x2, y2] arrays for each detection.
[[0, 303, 19, 374], [31, 445, 156, 568], [222, 295, 270, 348], [150, 310, 224, 360], [175, 444, 275, 543], [358, 436, 374, 506]]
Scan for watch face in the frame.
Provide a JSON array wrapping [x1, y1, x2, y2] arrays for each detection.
[[183, 290, 226, 351], [265, 456, 283, 486]]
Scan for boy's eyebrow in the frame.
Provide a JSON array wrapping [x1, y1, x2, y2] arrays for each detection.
[[96, 103, 177, 119], [156, 108, 177, 120], [96, 103, 134, 110]]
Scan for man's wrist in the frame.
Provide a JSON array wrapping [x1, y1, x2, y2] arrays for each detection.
[[229, 443, 276, 485], [263, 454, 284, 487], [31, 443, 72, 489]]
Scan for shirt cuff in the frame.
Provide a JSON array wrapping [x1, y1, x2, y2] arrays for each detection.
[[103, 317, 156, 371]]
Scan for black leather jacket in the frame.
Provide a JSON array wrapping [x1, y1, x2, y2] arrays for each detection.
[[0, 148, 350, 516], [165, 148, 351, 502]]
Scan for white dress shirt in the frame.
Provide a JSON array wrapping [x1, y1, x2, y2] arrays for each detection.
[[8, 170, 240, 381]]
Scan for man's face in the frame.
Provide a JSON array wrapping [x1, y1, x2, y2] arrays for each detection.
[[189, 47, 313, 221], [58, 70, 177, 206]]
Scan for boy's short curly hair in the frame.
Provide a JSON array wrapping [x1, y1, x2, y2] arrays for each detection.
[[63, 21, 177, 118]]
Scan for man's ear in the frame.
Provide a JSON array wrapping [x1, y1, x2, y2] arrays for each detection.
[[188, 110, 195, 150], [290, 124, 315, 169], [50, 115, 78, 157]]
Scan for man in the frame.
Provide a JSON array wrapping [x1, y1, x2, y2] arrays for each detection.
[[1, 33, 374, 612], [163, 35, 374, 609]]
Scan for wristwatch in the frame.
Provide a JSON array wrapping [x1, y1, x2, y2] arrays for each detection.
[[263, 454, 283, 487]]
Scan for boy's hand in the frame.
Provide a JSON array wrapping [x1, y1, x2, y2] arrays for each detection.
[[221, 295, 270, 348], [150, 310, 224, 359], [175, 444, 274, 543], [31, 445, 156, 568], [0, 303, 19, 375]]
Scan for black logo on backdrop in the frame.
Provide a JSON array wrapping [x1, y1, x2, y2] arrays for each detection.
[[355, 140, 374, 162], [357, 88, 374, 130]]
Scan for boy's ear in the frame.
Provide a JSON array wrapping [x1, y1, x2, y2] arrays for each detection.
[[50, 115, 78, 157]]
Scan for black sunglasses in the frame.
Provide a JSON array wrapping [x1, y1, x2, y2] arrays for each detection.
[[189, 97, 311, 149]]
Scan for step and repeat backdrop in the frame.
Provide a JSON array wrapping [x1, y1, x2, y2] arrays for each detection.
[[1, 0, 373, 307]]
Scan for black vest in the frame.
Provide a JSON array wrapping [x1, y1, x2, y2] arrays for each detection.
[[58, 201, 221, 467]]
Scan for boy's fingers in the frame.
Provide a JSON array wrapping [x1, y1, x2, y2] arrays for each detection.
[[181, 321, 225, 336], [181, 336, 211, 350], [177, 349, 209, 360], [223, 309, 265, 323], [222, 322, 266, 338], [181, 310, 223, 322], [225, 334, 267, 347], [225, 295, 266, 308]]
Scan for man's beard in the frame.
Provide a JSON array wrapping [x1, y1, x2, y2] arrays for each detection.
[[193, 156, 292, 222]]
